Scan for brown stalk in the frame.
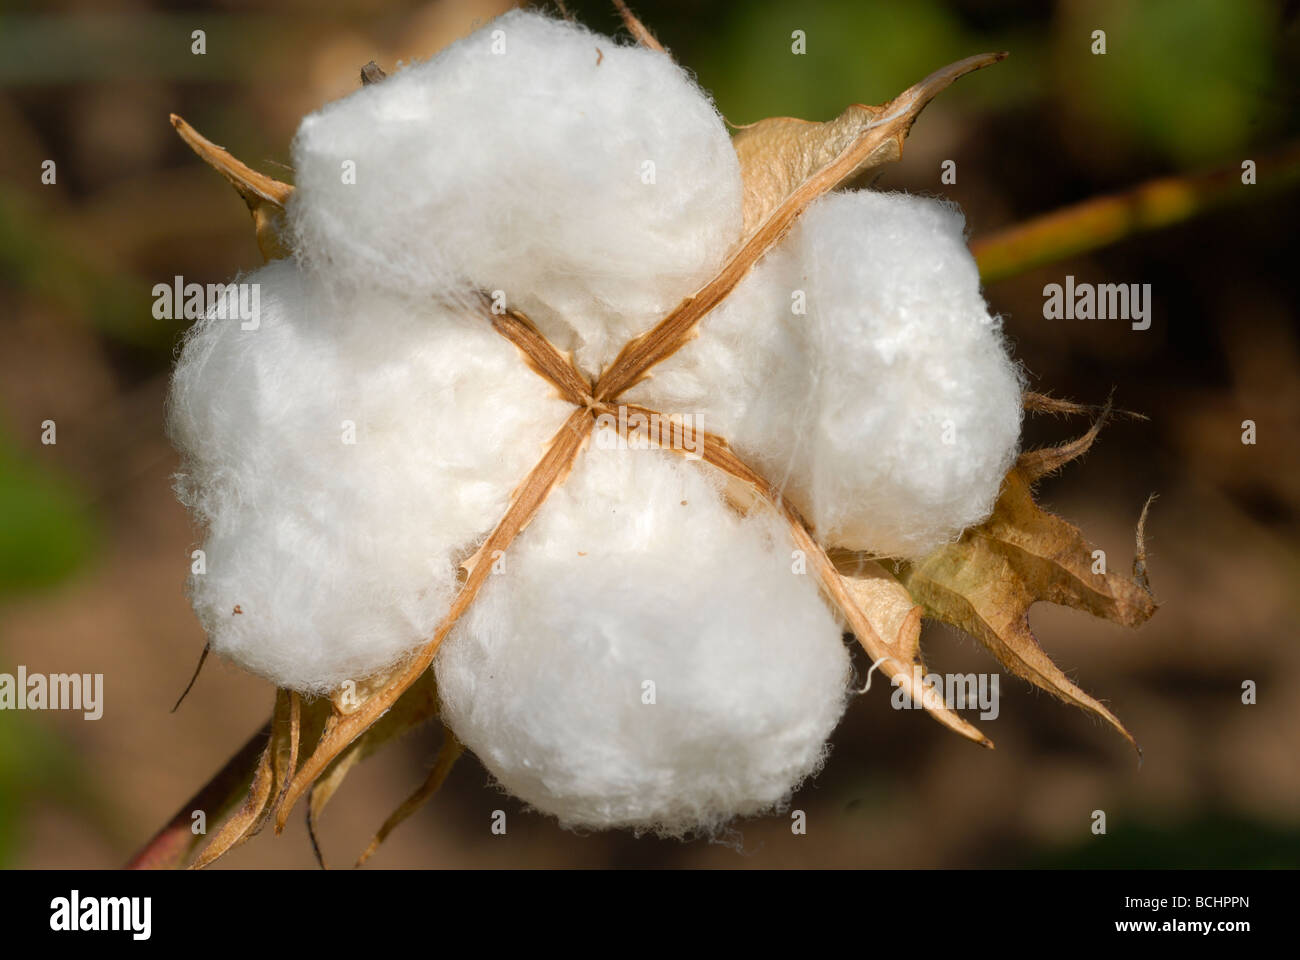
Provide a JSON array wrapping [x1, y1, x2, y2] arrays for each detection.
[[613, 0, 666, 53], [972, 140, 1300, 284]]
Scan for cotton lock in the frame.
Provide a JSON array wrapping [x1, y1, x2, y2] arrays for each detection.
[[289, 8, 742, 375], [436, 441, 850, 835]]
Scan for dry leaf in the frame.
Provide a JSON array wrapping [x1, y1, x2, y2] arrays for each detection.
[[730, 52, 1006, 239], [897, 417, 1158, 754], [733, 106, 890, 237]]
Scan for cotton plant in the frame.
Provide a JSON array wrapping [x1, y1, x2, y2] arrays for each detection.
[[147, 7, 1157, 869]]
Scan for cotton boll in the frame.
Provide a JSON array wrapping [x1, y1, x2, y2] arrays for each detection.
[[167, 260, 573, 694], [627, 190, 1023, 559], [289, 9, 743, 375], [436, 439, 851, 835]]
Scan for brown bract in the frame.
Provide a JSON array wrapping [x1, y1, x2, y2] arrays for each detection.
[[143, 11, 1154, 869], [898, 402, 1158, 755]]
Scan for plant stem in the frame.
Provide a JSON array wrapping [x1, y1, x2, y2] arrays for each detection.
[[125, 722, 269, 869], [972, 141, 1300, 284]]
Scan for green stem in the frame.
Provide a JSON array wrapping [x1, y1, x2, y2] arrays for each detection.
[[972, 141, 1300, 284]]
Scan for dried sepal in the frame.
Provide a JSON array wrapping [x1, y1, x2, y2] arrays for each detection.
[[812, 535, 991, 747], [897, 416, 1158, 753], [1016, 397, 1111, 482], [355, 727, 464, 868], [1021, 391, 1097, 416], [830, 551, 960, 719], [730, 53, 1007, 239], [733, 106, 889, 238], [189, 690, 290, 868], [169, 114, 294, 261], [302, 669, 443, 867]]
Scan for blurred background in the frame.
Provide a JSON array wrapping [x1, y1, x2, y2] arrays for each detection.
[[0, 0, 1297, 869]]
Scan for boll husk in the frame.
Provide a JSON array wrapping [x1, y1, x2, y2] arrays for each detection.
[[167, 10, 1021, 835]]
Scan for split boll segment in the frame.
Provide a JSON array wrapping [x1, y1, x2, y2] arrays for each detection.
[[167, 10, 1022, 835], [288, 9, 743, 376]]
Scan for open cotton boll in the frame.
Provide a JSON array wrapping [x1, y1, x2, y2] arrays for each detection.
[[628, 190, 1023, 559], [436, 439, 851, 835], [167, 259, 573, 694], [289, 9, 743, 375]]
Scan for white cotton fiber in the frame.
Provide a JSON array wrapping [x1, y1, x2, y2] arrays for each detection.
[[435, 438, 852, 835], [627, 190, 1024, 558], [167, 259, 572, 694], [288, 9, 743, 376]]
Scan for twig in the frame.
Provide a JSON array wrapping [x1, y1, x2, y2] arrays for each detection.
[[972, 141, 1300, 283]]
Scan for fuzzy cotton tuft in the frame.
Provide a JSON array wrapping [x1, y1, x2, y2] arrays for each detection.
[[289, 9, 743, 375], [627, 190, 1024, 558], [167, 259, 572, 695], [435, 439, 851, 835]]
